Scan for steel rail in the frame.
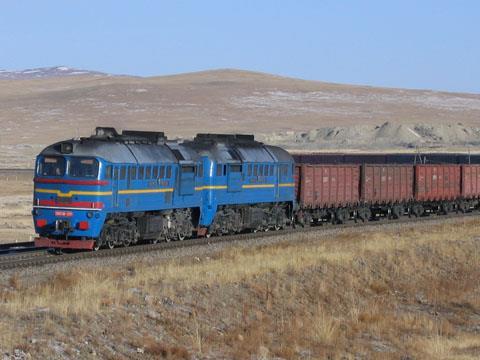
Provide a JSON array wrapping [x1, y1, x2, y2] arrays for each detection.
[[0, 241, 35, 250], [1, 211, 479, 271]]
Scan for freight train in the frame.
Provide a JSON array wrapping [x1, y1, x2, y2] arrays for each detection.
[[33, 128, 480, 251]]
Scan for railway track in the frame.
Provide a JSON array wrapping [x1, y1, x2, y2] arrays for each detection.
[[0, 241, 34, 250], [0, 242, 51, 268], [0, 211, 478, 271], [0, 241, 37, 257]]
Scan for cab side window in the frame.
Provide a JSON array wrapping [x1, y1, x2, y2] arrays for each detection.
[[230, 164, 242, 173], [196, 164, 203, 177], [181, 165, 195, 174], [105, 166, 112, 179], [130, 166, 137, 180]]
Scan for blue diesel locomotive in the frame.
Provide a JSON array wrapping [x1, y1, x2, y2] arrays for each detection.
[[33, 128, 295, 250]]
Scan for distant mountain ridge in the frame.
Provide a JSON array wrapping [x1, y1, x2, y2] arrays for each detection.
[[0, 66, 109, 80]]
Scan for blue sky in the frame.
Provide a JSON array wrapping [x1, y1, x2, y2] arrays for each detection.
[[1, 1, 478, 93]]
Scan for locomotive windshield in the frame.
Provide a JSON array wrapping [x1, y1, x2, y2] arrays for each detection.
[[37, 156, 66, 176], [69, 157, 99, 178]]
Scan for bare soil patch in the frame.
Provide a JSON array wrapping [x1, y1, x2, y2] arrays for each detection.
[[1, 69, 480, 168]]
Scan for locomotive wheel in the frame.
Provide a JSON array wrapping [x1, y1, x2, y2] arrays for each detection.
[[164, 235, 171, 242], [178, 233, 186, 241], [274, 224, 281, 231], [205, 232, 212, 238], [107, 240, 115, 249], [93, 241, 101, 251], [151, 237, 159, 245]]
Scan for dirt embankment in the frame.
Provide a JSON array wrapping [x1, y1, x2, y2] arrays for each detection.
[[264, 121, 480, 151]]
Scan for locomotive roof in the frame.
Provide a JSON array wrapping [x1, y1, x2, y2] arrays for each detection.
[[39, 128, 293, 164], [40, 140, 178, 164]]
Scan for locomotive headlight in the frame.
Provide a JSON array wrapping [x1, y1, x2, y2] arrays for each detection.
[[86, 211, 94, 219], [60, 142, 73, 154]]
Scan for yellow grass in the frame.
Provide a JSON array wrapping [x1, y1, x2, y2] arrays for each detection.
[[0, 219, 479, 358]]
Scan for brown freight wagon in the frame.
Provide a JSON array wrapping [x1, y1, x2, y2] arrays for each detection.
[[295, 164, 360, 208], [361, 164, 414, 204], [461, 165, 480, 198], [414, 165, 461, 202]]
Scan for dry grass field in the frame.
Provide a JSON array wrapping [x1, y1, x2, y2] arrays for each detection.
[[1, 219, 479, 359], [0, 173, 33, 243]]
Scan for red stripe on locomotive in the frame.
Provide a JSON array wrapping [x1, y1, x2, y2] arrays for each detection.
[[37, 199, 104, 209], [34, 177, 109, 186]]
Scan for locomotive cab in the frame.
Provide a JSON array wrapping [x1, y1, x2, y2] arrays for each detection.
[[33, 153, 110, 249]]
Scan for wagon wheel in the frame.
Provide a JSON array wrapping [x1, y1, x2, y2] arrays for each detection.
[[122, 233, 131, 247], [391, 206, 403, 219], [457, 201, 467, 213], [441, 202, 452, 215], [151, 236, 159, 244], [335, 209, 347, 224], [93, 241, 101, 251], [205, 232, 212, 239], [357, 208, 370, 222], [412, 205, 424, 217]]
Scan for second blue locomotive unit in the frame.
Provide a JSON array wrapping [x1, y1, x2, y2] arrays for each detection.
[[33, 128, 295, 250]]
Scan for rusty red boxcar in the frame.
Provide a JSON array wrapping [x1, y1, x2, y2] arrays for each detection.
[[415, 165, 461, 201], [295, 164, 360, 208], [361, 165, 414, 203], [461, 165, 480, 198]]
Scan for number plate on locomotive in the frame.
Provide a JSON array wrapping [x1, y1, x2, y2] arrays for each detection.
[[55, 210, 73, 217]]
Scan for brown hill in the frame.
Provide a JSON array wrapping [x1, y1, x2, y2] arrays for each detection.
[[1, 69, 480, 167]]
